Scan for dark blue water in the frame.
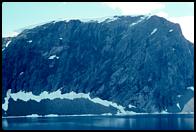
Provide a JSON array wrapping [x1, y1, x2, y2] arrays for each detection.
[[2, 114, 194, 130]]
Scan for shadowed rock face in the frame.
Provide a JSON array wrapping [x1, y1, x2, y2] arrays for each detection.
[[2, 37, 12, 50], [5, 98, 117, 116], [2, 15, 194, 113]]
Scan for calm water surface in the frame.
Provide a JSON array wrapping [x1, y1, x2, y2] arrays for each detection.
[[2, 114, 194, 130]]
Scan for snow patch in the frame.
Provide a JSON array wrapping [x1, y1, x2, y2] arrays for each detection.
[[80, 16, 116, 23], [116, 111, 138, 115], [145, 15, 152, 20], [26, 114, 39, 117], [2, 89, 136, 114], [19, 72, 24, 76], [2, 48, 5, 51], [101, 113, 113, 116], [3, 112, 193, 118], [44, 114, 59, 117], [180, 112, 194, 114], [129, 16, 148, 27], [150, 28, 157, 35], [105, 17, 118, 23], [43, 15, 152, 26], [187, 86, 194, 91], [2, 89, 12, 111], [27, 40, 32, 43], [59, 38, 63, 40], [177, 95, 182, 98], [5, 40, 11, 47], [10, 114, 58, 118], [160, 110, 168, 114], [129, 15, 150, 27], [129, 22, 137, 27], [177, 103, 181, 110], [128, 104, 136, 108], [169, 29, 173, 32], [48, 55, 59, 59]]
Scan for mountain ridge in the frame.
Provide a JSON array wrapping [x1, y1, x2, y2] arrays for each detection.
[[2, 15, 194, 115]]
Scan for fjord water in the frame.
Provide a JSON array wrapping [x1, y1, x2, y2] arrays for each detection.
[[2, 114, 194, 130]]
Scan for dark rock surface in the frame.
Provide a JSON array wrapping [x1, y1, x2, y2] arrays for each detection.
[[2, 15, 194, 113], [2, 37, 13, 49], [3, 98, 117, 116]]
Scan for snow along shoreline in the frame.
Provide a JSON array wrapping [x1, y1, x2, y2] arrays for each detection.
[[2, 89, 135, 114], [2, 112, 194, 119], [2, 87, 194, 116]]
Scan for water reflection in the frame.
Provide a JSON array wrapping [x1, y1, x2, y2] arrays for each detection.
[[93, 117, 126, 128], [128, 118, 136, 128], [2, 119, 8, 128], [182, 118, 194, 130], [2, 114, 194, 130]]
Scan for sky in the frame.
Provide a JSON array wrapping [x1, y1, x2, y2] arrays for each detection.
[[2, 2, 194, 43]]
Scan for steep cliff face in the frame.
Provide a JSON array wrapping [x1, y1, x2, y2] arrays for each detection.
[[2, 15, 194, 115]]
